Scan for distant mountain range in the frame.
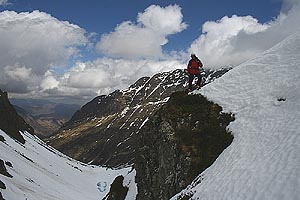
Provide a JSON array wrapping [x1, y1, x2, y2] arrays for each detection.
[[10, 99, 80, 138]]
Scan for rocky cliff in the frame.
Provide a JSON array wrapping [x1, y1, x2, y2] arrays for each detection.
[[48, 68, 230, 167], [135, 92, 234, 199], [0, 89, 33, 144]]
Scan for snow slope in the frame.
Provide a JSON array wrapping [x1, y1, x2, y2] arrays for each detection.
[[172, 31, 300, 200], [0, 130, 136, 200]]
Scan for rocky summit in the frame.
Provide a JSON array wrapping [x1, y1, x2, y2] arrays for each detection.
[[47, 68, 230, 168]]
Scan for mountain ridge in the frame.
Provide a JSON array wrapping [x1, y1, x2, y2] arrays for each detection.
[[48, 68, 230, 167]]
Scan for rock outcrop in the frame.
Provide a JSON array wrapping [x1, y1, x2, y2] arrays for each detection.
[[102, 175, 129, 200], [0, 89, 33, 144], [135, 92, 234, 200]]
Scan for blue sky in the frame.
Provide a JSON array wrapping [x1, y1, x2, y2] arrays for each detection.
[[0, 0, 299, 104]]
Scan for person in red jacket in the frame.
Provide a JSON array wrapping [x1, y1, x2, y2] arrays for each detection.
[[187, 53, 203, 92]]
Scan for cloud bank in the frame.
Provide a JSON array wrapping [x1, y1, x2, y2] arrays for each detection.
[[96, 4, 187, 59], [1, 1, 300, 104], [0, 5, 187, 103], [0, 10, 89, 94], [190, 1, 300, 68]]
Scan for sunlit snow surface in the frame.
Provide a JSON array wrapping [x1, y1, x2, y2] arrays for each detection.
[[0, 130, 136, 200], [173, 31, 300, 200]]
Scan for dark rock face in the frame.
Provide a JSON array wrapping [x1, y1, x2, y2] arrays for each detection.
[[0, 191, 4, 200], [0, 159, 12, 178], [48, 68, 231, 167], [0, 89, 34, 144], [135, 92, 234, 200], [0, 135, 4, 142], [102, 175, 129, 200], [0, 180, 5, 189], [0, 158, 12, 199]]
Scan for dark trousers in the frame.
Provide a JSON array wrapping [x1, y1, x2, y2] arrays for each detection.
[[188, 73, 202, 90]]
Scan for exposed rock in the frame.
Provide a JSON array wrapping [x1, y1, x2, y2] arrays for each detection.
[[0, 191, 4, 200], [0, 89, 33, 144], [135, 92, 234, 200], [102, 175, 128, 200], [0, 180, 5, 189], [5, 162, 12, 168], [0, 159, 12, 178], [0, 135, 4, 143]]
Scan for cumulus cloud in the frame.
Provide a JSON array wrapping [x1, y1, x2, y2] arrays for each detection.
[[96, 4, 187, 59], [0, 10, 89, 95], [190, 0, 300, 69], [40, 71, 59, 91]]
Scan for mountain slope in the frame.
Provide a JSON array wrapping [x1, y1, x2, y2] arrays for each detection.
[[48, 68, 230, 167], [0, 130, 136, 200], [172, 31, 300, 200]]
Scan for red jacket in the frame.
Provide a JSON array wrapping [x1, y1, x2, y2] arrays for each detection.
[[187, 58, 203, 74]]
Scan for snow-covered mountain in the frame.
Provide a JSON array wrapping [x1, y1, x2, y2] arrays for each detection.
[[172, 31, 300, 200]]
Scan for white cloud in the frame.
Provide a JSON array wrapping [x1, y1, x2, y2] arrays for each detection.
[[137, 4, 187, 35], [96, 4, 187, 59], [189, 1, 300, 69], [40, 71, 59, 91], [190, 15, 270, 68], [0, 10, 89, 94], [4, 65, 32, 82]]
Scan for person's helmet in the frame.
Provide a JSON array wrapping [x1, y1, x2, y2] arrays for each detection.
[[191, 53, 196, 58]]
